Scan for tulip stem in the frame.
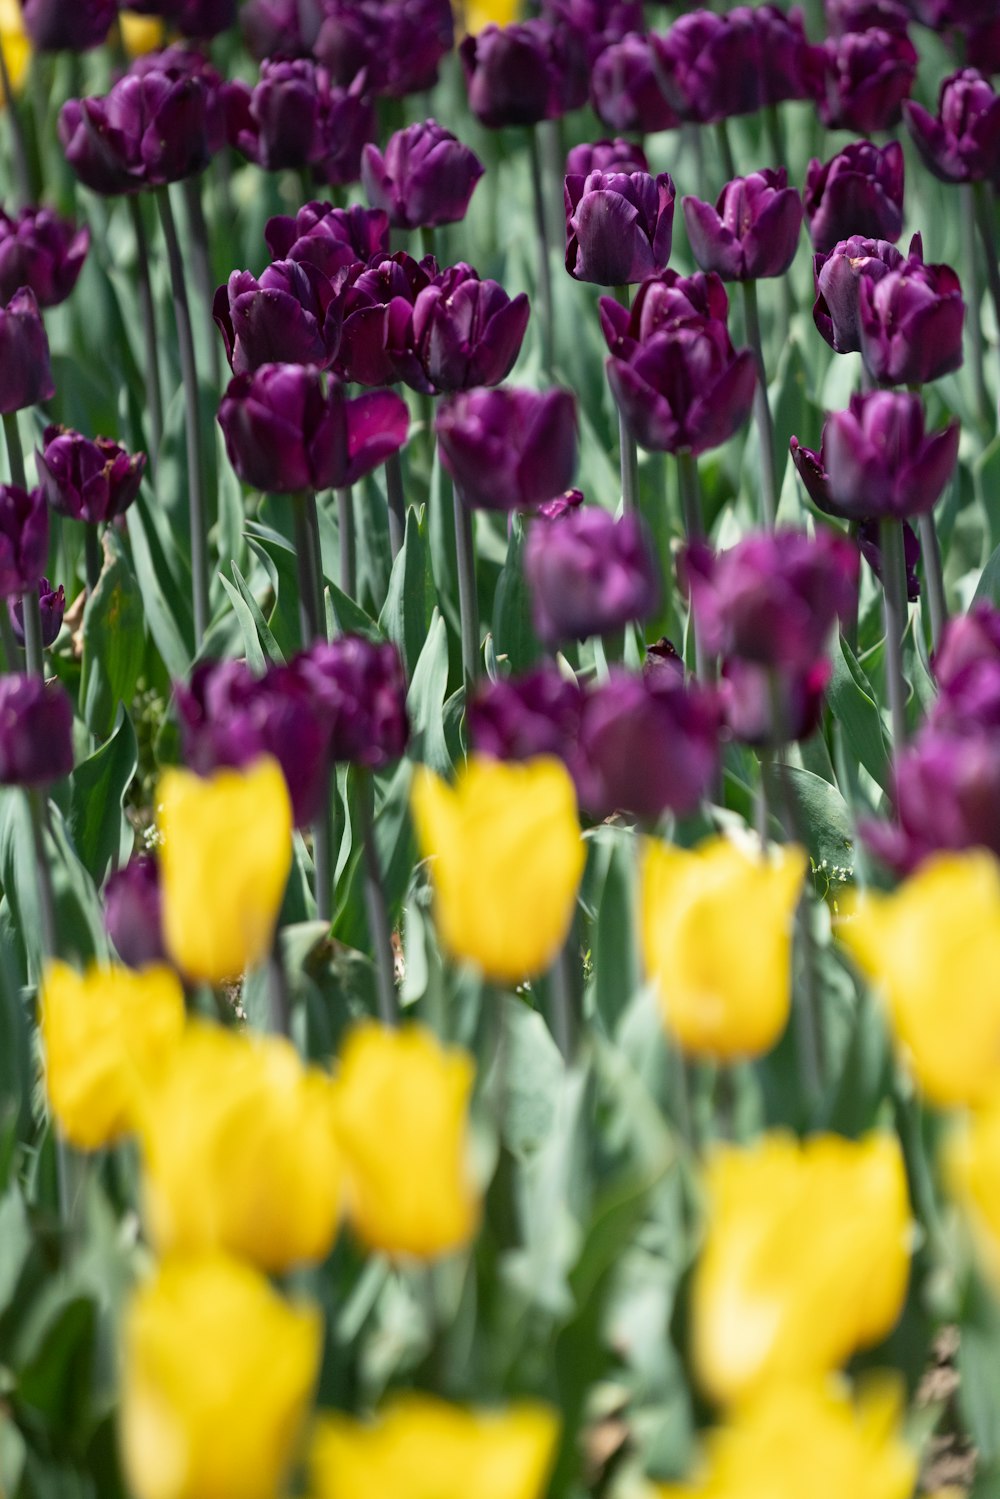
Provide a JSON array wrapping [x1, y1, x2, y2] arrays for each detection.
[[0, 32, 31, 208], [182, 175, 222, 393], [714, 119, 736, 183], [358, 769, 399, 1027], [453, 486, 480, 687], [0, 603, 18, 670], [156, 186, 210, 650], [385, 448, 406, 559], [2, 415, 43, 678], [614, 286, 639, 513], [27, 789, 57, 963], [741, 280, 779, 529], [337, 486, 356, 598], [3, 409, 24, 489], [292, 490, 325, 645], [547, 926, 579, 1062], [528, 126, 556, 377], [879, 518, 909, 751], [677, 452, 712, 682], [84, 525, 102, 593], [974, 181, 1000, 411], [267, 930, 292, 1038], [960, 183, 992, 428], [127, 196, 164, 466], [918, 512, 947, 650]]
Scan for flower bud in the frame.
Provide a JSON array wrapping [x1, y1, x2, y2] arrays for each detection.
[[565, 168, 675, 286], [22, 0, 116, 50], [0, 206, 88, 309], [408, 265, 530, 393], [300, 636, 409, 767], [858, 249, 965, 385], [361, 120, 484, 230], [460, 19, 588, 128], [819, 391, 959, 520], [819, 26, 918, 134], [682, 169, 803, 283], [0, 288, 54, 413], [0, 675, 73, 786], [904, 68, 1000, 183], [436, 387, 578, 512], [608, 322, 756, 455], [104, 853, 166, 970], [565, 137, 648, 176], [9, 578, 65, 648], [590, 33, 678, 135], [36, 425, 145, 524]]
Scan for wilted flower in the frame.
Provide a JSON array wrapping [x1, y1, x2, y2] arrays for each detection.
[[9, 577, 65, 649], [104, 854, 166, 970], [361, 120, 484, 231], [819, 26, 918, 134], [683, 170, 803, 284], [0, 675, 73, 786], [590, 33, 678, 135], [436, 387, 578, 512], [36, 425, 146, 524], [0, 206, 88, 308], [524, 507, 660, 646], [213, 261, 342, 375], [818, 391, 959, 519], [565, 168, 675, 286], [804, 140, 905, 254], [0, 484, 48, 597], [0, 288, 54, 413], [904, 68, 1000, 183], [459, 19, 587, 128], [608, 323, 756, 455]]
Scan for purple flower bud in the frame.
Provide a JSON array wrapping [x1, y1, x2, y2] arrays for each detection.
[[336, 250, 435, 388], [537, 488, 585, 521], [299, 636, 409, 766], [0, 486, 49, 598], [524, 507, 661, 647], [0, 288, 55, 414], [9, 578, 65, 648], [123, 0, 236, 40], [436, 387, 578, 512], [599, 268, 730, 358], [574, 667, 721, 820], [788, 435, 831, 510], [36, 426, 146, 524], [682, 169, 803, 283], [0, 207, 89, 311], [213, 261, 342, 375], [265, 202, 389, 279], [857, 518, 921, 600], [722, 657, 831, 747], [682, 528, 859, 670], [904, 68, 1000, 184], [825, 0, 913, 34], [819, 27, 918, 134], [468, 666, 585, 762], [858, 250, 965, 385], [652, 6, 823, 124], [218, 364, 409, 495], [361, 120, 484, 231], [314, 0, 454, 99], [241, 0, 311, 60], [460, 19, 588, 129], [407, 264, 530, 395], [590, 33, 678, 135], [565, 169, 675, 287], [104, 854, 167, 969], [540, 0, 644, 63], [820, 391, 959, 520], [804, 140, 905, 254], [22, 0, 116, 51], [0, 675, 74, 786], [225, 61, 374, 184], [934, 602, 1000, 691], [863, 729, 1000, 874], [812, 234, 906, 353], [607, 322, 756, 455], [566, 138, 649, 177]]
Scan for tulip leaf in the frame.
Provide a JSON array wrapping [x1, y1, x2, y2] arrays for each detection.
[[492, 516, 540, 675], [245, 532, 302, 660], [379, 506, 436, 680], [327, 578, 385, 643], [587, 831, 640, 1036], [80, 531, 147, 740], [0, 1185, 31, 1317], [827, 637, 892, 792], [127, 489, 194, 680], [219, 574, 266, 674], [975, 534, 1000, 606], [230, 562, 284, 665], [762, 765, 854, 877], [67, 707, 138, 886], [407, 610, 452, 776]]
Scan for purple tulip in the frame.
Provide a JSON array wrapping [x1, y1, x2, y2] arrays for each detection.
[[599, 268, 730, 358], [460, 20, 588, 129], [753, 4, 826, 106], [652, 6, 823, 124], [436, 387, 578, 512], [566, 138, 649, 177], [213, 261, 342, 375], [819, 28, 918, 134], [934, 602, 1000, 690], [218, 364, 409, 494], [264, 202, 389, 278], [0, 289, 54, 415], [857, 518, 922, 600], [0, 675, 74, 787], [931, 657, 1000, 731], [608, 322, 756, 456], [804, 140, 905, 254], [565, 169, 675, 286], [313, 0, 454, 99], [683, 169, 803, 283], [468, 666, 585, 762], [590, 33, 678, 135], [863, 729, 1000, 873], [407, 265, 531, 395], [858, 249, 965, 385], [36, 426, 146, 524], [122, 0, 236, 39], [241, 0, 310, 59], [104, 854, 167, 970], [0, 486, 49, 597], [336, 251, 435, 388], [0, 207, 89, 311], [812, 234, 906, 353], [225, 61, 374, 183], [21, 0, 116, 50], [723, 657, 831, 747], [524, 507, 661, 647], [966, 19, 1000, 77], [537, 487, 585, 521], [682, 528, 859, 670], [299, 636, 409, 766], [825, 0, 913, 34], [361, 120, 483, 231], [540, 0, 644, 62], [904, 69, 1000, 184], [9, 579, 65, 648], [819, 391, 959, 520]]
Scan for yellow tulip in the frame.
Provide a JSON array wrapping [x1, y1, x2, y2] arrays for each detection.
[[838, 850, 1000, 1107], [640, 836, 807, 1061], [119, 11, 167, 54], [309, 1394, 559, 1499], [121, 1253, 321, 1499], [158, 757, 292, 984], [40, 961, 185, 1150], [137, 1021, 344, 1271], [691, 1131, 912, 1406], [0, 0, 29, 104], [654, 1376, 916, 1499], [334, 1022, 479, 1258], [461, 0, 522, 33], [411, 755, 585, 985]]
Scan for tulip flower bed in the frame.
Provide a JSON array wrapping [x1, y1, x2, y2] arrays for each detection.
[[5, 0, 1000, 1495]]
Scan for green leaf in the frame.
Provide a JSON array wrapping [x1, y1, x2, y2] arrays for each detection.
[[379, 506, 436, 679], [827, 637, 891, 792], [127, 489, 194, 679], [80, 531, 146, 739], [406, 610, 452, 775], [67, 708, 138, 885], [492, 516, 540, 674], [587, 831, 640, 1036], [219, 574, 266, 673], [762, 764, 854, 874], [0, 1185, 31, 1316]]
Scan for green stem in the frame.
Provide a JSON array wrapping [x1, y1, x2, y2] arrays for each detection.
[[3, 409, 25, 488], [156, 186, 209, 648], [182, 174, 221, 391], [528, 125, 555, 377], [614, 285, 638, 512], [677, 451, 712, 682], [84, 525, 102, 593], [384, 446, 406, 559], [548, 923, 579, 1062], [0, 31, 31, 206], [267, 931, 292, 1038], [961, 183, 991, 428], [0, 599, 18, 669], [714, 118, 736, 182], [452, 482, 480, 688], [27, 789, 56, 963], [358, 770, 398, 1028], [337, 485, 356, 598], [918, 512, 947, 650], [741, 279, 778, 528], [974, 180, 1000, 414], [879, 517, 909, 751], [127, 196, 164, 466], [292, 491, 324, 646]]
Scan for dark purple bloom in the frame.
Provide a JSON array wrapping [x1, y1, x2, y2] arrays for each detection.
[[0, 675, 74, 787], [460, 19, 588, 128], [0, 206, 89, 310], [336, 251, 435, 388], [590, 33, 678, 135], [0, 486, 49, 597], [646, 636, 685, 679], [804, 140, 905, 254], [0, 289, 54, 415], [9, 579, 65, 648], [540, 0, 644, 62], [264, 202, 389, 278], [930, 657, 1000, 730], [753, 4, 826, 106], [682, 528, 859, 670], [537, 488, 585, 521], [812, 234, 906, 353], [524, 507, 661, 647], [857, 518, 921, 600], [241, 0, 311, 59], [225, 61, 374, 184], [22, 0, 116, 51], [858, 249, 965, 385], [468, 666, 585, 762], [407, 265, 530, 394], [722, 657, 831, 747], [934, 602, 1000, 690], [819, 391, 959, 520], [965, 19, 1000, 77], [361, 120, 483, 231], [651, 6, 823, 124], [789, 434, 832, 510], [904, 69, 1000, 184], [682, 169, 803, 283], [599, 268, 730, 358], [607, 322, 756, 455], [825, 0, 913, 34], [104, 854, 167, 970], [218, 364, 410, 494], [313, 0, 454, 99], [213, 261, 342, 375], [565, 169, 675, 287], [122, 0, 236, 39], [566, 138, 649, 177], [299, 636, 409, 766], [863, 729, 1000, 873], [819, 27, 918, 134], [436, 387, 578, 512], [36, 426, 146, 525]]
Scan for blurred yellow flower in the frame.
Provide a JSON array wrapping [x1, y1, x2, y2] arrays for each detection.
[[334, 1022, 479, 1258], [944, 1093, 1000, 1288], [838, 850, 1000, 1107], [121, 1253, 321, 1499], [138, 1021, 344, 1271], [158, 757, 292, 984], [0, 0, 29, 104], [461, 0, 522, 34], [411, 755, 585, 984], [640, 836, 807, 1061], [654, 1376, 916, 1499], [692, 1131, 911, 1406], [309, 1394, 559, 1499], [119, 11, 166, 53], [40, 961, 185, 1150]]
